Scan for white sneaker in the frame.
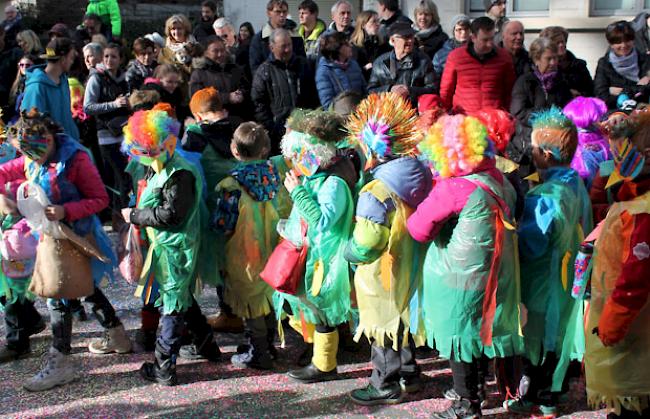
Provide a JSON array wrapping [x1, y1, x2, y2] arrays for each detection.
[[23, 347, 78, 392], [89, 325, 132, 354]]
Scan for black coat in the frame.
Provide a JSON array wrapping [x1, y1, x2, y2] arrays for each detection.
[[594, 50, 650, 110], [415, 25, 448, 60], [251, 55, 317, 148], [193, 18, 217, 45], [367, 50, 436, 104], [508, 70, 573, 164], [632, 12, 650, 55], [559, 50, 593, 97], [248, 21, 305, 75], [352, 34, 391, 80]]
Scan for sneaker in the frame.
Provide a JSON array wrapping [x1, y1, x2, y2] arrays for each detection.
[[350, 383, 404, 406], [504, 398, 538, 415], [432, 399, 481, 419], [400, 375, 423, 393], [206, 312, 244, 333], [0, 345, 31, 363], [179, 343, 222, 362], [23, 347, 78, 392], [445, 388, 488, 408], [89, 325, 132, 354]]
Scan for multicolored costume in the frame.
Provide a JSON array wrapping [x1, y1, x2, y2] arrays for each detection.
[[408, 113, 521, 417], [345, 92, 432, 402]]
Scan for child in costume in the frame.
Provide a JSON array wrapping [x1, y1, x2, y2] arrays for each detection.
[[563, 97, 610, 189], [585, 111, 650, 419], [121, 110, 220, 386], [1, 109, 129, 392], [345, 92, 432, 405], [274, 109, 356, 384], [506, 107, 593, 417], [185, 87, 242, 333], [0, 116, 45, 363], [212, 122, 281, 370], [408, 113, 522, 419]]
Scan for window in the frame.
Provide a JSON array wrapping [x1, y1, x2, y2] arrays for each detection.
[[466, 0, 549, 16], [591, 0, 650, 16]]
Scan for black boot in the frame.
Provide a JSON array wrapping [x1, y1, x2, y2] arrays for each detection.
[[231, 336, 273, 370], [287, 363, 337, 383], [140, 344, 177, 386], [432, 398, 482, 419]]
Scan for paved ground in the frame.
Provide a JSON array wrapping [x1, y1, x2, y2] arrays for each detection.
[[1, 266, 608, 418]]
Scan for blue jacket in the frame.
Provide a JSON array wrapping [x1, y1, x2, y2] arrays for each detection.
[[315, 56, 366, 109], [432, 38, 460, 77], [21, 65, 80, 140]]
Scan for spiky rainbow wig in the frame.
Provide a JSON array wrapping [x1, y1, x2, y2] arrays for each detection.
[[346, 93, 419, 167], [121, 110, 180, 162], [530, 106, 578, 165], [419, 114, 491, 178], [281, 109, 346, 170]]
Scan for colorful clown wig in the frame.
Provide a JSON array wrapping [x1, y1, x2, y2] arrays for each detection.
[[346, 92, 420, 167], [281, 109, 346, 175], [7, 108, 62, 161], [530, 106, 578, 165], [419, 114, 491, 178], [562, 97, 610, 181], [122, 110, 180, 172], [470, 109, 515, 154]]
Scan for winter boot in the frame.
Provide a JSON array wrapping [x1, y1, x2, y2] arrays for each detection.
[[23, 347, 78, 392], [288, 330, 338, 383], [88, 324, 133, 354], [140, 344, 177, 386]]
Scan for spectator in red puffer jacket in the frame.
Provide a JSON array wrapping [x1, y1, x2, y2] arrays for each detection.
[[440, 17, 515, 114]]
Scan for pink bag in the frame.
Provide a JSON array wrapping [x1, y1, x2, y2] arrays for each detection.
[[118, 224, 144, 284], [1, 219, 38, 279]]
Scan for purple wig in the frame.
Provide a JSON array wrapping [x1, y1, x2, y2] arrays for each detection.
[[563, 97, 610, 184]]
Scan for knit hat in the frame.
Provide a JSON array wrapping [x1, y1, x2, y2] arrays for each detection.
[[48, 23, 70, 39], [346, 92, 420, 169], [450, 14, 471, 30], [483, 0, 501, 11]]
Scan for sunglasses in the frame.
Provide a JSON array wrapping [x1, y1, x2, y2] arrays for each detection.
[[19, 63, 32, 68]]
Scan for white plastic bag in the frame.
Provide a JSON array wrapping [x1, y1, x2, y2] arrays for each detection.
[[16, 182, 64, 238]]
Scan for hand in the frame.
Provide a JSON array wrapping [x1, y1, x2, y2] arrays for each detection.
[[284, 170, 301, 194], [0, 194, 18, 215], [364, 62, 373, 71], [639, 76, 650, 86], [609, 87, 624, 96], [229, 91, 244, 104], [44, 205, 65, 221], [121, 208, 132, 224], [390, 84, 409, 98], [114, 95, 129, 108]]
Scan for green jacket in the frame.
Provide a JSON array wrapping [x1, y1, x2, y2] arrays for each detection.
[[86, 0, 121, 37]]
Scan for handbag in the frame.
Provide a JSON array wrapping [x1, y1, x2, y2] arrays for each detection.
[[260, 220, 307, 295], [118, 223, 144, 284], [28, 233, 95, 299]]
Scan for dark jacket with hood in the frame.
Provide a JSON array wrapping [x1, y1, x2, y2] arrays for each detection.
[[83, 66, 130, 137], [249, 20, 306, 74], [632, 12, 650, 55], [415, 25, 448, 60], [125, 59, 157, 92], [183, 118, 234, 157], [508, 68, 573, 164], [189, 56, 251, 121], [594, 49, 650, 110], [251, 54, 317, 147], [378, 10, 412, 40], [367, 50, 436, 104], [193, 17, 217, 45]]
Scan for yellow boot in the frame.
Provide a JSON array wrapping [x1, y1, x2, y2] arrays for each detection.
[[287, 330, 338, 383]]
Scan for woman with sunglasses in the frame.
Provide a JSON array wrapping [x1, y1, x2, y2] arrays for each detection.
[[594, 21, 650, 110], [8, 55, 36, 119]]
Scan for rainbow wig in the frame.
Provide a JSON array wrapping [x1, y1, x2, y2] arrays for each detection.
[[419, 114, 491, 178], [562, 97, 610, 182], [346, 92, 419, 169], [471, 109, 515, 154], [122, 110, 180, 172], [530, 106, 578, 166]]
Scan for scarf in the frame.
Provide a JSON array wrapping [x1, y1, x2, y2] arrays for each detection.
[[609, 49, 640, 82], [415, 24, 439, 40], [533, 66, 558, 93]]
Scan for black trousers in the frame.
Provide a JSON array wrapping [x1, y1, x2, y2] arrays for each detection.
[[449, 354, 490, 400], [1, 297, 42, 351], [157, 297, 214, 356], [370, 331, 419, 390], [98, 142, 131, 210]]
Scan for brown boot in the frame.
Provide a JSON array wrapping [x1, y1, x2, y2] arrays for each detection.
[[207, 313, 244, 333]]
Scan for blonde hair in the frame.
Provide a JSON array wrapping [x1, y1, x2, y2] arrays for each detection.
[[351, 10, 382, 48], [413, 0, 440, 26], [16, 30, 42, 54], [165, 14, 192, 42]]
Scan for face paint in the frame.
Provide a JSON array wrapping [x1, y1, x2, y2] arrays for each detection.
[[127, 135, 177, 173], [17, 129, 49, 161], [606, 138, 646, 188], [294, 148, 321, 177]]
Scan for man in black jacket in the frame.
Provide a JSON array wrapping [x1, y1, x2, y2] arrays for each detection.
[[501, 20, 530, 78], [376, 0, 412, 40], [249, 0, 306, 75], [368, 22, 435, 105], [193, 1, 218, 45], [251, 29, 316, 152]]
